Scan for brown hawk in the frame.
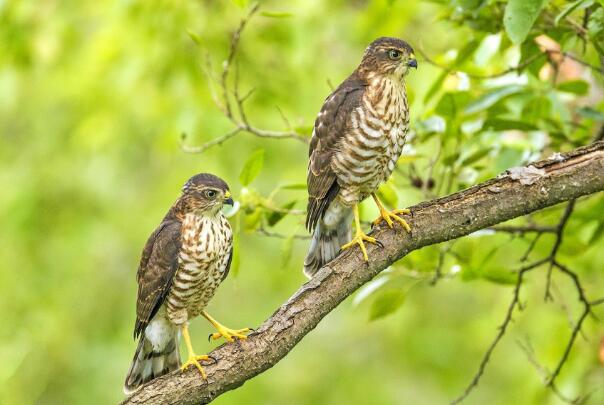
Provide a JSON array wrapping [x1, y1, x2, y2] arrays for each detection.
[[124, 173, 250, 394], [304, 37, 417, 277]]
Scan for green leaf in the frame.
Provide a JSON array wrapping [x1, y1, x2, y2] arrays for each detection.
[[504, 0, 546, 44], [464, 85, 523, 114], [424, 71, 448, 103], [577, 106, 604, 121], [244, 207, 262, 231], [578, 220, 600, 244], [557, 80, 589, 95], [266, 200, 296, 227], [369, 289, 405, 321], [483, 118, 538, 131], [554, 0, 592, 27], [187, 30, 202, 45], [232, 0, 249, 9], [588, 7, 604, 39], [462, 148, 492, 165], [522, 96, 552, 122], [436, 92, 471, 117], [261, 11, 293, 18], [239, 149, 265, 186], [377, 183, 398, 208], [280, 183, 307, 190], [481, 267, 518, 285], [442, 152, 460, 166], [281, 235, 294, 268]]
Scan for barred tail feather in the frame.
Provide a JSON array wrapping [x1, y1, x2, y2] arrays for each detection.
[[303, 214, 351, 278], [124, 319, 180, 395]]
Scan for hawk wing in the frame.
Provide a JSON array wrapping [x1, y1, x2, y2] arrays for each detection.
[[221, 247, 234, 283], [306, 76, 365, 231], [133, 220, 182, 339]]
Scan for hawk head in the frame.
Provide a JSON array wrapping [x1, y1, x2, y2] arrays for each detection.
[[359, 37, 417, 79], [179, 173, 233, 215]]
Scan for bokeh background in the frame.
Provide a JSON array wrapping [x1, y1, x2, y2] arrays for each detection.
[[1, 0, 603, 404]]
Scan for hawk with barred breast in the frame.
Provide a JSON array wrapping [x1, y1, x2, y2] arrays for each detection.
[[124, 173, 250, 394], [304, 37, 418, 277]]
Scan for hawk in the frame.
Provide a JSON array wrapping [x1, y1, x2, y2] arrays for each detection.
[[124, 173, 250, 394], [304, 37, 417, 277]]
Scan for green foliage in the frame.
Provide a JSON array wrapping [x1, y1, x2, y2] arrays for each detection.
[[369, 289, 406, 320], [504, 0, 546, 44], [239, 149, 265, 186]]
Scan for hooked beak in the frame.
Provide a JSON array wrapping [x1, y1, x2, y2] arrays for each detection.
[[407, 58, 418, 69], [223, 191, 234, 206]]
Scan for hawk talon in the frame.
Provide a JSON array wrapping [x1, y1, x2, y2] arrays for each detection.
[[202, 311, 251, 343], [371, 194, 411, 232], [209, 326, 252, 343], [341, 232, 380, 262], [181, 354, 213, 379]]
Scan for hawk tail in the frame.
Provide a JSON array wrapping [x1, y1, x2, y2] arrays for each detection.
[[303, 210, 352, 278], [123, 322, 180, 395]]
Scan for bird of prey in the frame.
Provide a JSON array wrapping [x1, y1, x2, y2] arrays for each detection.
[[124, 173, 250, 394], [304, 37, 417, 277]]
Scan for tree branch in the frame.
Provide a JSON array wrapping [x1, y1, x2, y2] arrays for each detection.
[[122, 141, 604, 405]]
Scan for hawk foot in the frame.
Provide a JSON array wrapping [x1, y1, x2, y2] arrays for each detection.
[[181, 354, 215, 379], [341, 231, 382, 262], [208, 326, 252, 343], [372, 208, 411, 232]]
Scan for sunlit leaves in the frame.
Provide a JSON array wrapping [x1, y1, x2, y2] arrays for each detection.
[[554, 0, 593, 27], [577, 106, 604, 121], [239, 149, 264, 186], [464, 86, 524, 115], [369, 289, 406, 321], [482, 119, 538, 131], [556, 80, 589, 95], [187, 30, 202, 46], [504, 0, 546, 44], [266, 200, 296, 226], [260, 11, 293, 18]]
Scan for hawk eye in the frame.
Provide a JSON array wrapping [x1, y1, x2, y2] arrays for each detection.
[[204, 189, 217, 199], [388, 49, 401, 60]]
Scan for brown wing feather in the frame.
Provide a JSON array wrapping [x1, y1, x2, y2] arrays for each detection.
[[133, 220, 181, 339], [306, 76, 365, 231]]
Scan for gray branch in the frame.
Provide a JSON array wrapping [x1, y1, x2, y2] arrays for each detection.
[[121, 141, 604, 405]]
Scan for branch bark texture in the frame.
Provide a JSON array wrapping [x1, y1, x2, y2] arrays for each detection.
[[122, 141, 604, 405]]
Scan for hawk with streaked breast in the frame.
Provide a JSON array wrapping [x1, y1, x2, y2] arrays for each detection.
[[304, 37, 417, 277], [124, 173, 250, 394]]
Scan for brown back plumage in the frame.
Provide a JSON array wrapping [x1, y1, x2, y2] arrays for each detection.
[[306, 75, 365, 231]]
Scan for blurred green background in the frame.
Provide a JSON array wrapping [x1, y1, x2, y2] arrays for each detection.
[[1, 0, 603, 404]]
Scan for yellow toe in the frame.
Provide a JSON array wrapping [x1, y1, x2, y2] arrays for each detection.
[[181, 355, 213, 379]]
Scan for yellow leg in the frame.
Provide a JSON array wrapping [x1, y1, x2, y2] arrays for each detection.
[[341, 204, 380, 262], [371, 193, 411, 232], [202, 311, 251, 343], [180, 323, 213, 379]]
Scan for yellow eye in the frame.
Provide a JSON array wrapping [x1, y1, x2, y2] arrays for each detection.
[[388, 49, 401, 60]]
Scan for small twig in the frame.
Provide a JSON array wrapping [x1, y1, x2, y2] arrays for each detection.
[[418, 48, 545, 80], [256, 227, 311, 240], [182, 3, 308, 154], [490, 225, 557, 234], [546, 261, 593, 388], [450, 258, 549, 404]]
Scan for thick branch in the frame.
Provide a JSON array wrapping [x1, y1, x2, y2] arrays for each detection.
[[122, 142, 604, 405]]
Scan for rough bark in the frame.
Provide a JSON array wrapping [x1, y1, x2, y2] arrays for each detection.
[[121, 141, 604, 405]]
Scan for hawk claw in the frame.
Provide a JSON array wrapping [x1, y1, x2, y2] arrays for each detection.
[[210, 326, 252, 343], [181, 354, 214, 379], [373, 208, 411, 232], [341, 231, 380, 262]]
